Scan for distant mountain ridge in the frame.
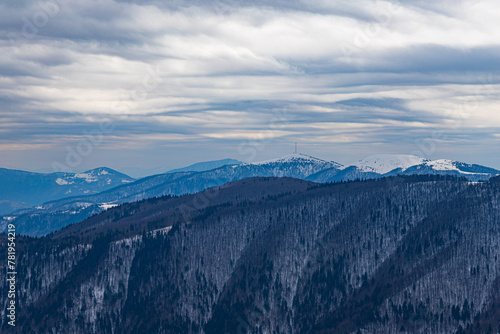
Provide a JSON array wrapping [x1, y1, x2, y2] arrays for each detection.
[[167, 158, 243, 173], [1, 153, 342, 235], [0, 167, 135, 216], [2, 153, 499, 236], [308, 154, 500, 183]]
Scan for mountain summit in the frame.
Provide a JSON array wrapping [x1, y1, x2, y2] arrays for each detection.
[[0, 167, 134, 215], [353, 154, 428, 174], [252, 153, 343, 168], [245, 153, 343, 179]]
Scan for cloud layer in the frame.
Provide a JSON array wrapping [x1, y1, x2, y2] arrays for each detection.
[[1, 0, 499, 172]]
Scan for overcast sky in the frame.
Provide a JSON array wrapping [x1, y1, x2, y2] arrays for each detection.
[[1, 0, 499, 175]]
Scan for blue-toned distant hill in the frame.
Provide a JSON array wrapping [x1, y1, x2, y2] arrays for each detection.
[[0, 167, 135, 215], [119, 159, 243, 178], [167, 158, 242, 173]]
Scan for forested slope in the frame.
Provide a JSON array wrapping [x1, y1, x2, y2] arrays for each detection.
[[1, 176, 499, 333]]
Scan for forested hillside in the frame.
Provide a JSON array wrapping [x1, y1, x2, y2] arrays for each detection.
[[1, 176, 499, 333]]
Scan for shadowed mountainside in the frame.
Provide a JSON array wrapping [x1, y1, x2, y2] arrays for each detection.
[[1, 175, 500, 333]]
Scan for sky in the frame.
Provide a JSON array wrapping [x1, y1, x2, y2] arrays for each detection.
[[1, 0, 500, 176]]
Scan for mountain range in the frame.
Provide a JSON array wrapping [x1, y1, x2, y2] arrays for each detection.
[[307, 154, 500, 183], [2, 175, 500, 333], [1, 154, 499, 236]]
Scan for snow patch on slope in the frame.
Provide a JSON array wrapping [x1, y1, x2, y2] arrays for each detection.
[[423, 159, 459, 171], [98, 169, 110, 175], [99, 203, 118, 210], [75, 173, 98, 183], [56, 178, 71, 185]]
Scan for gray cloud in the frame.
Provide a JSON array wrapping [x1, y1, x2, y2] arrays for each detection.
[[0, 0, 499, 172]]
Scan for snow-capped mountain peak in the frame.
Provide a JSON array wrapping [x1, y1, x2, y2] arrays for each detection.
[[251, 153, 343, 168], [353, 154, 429, 174]]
